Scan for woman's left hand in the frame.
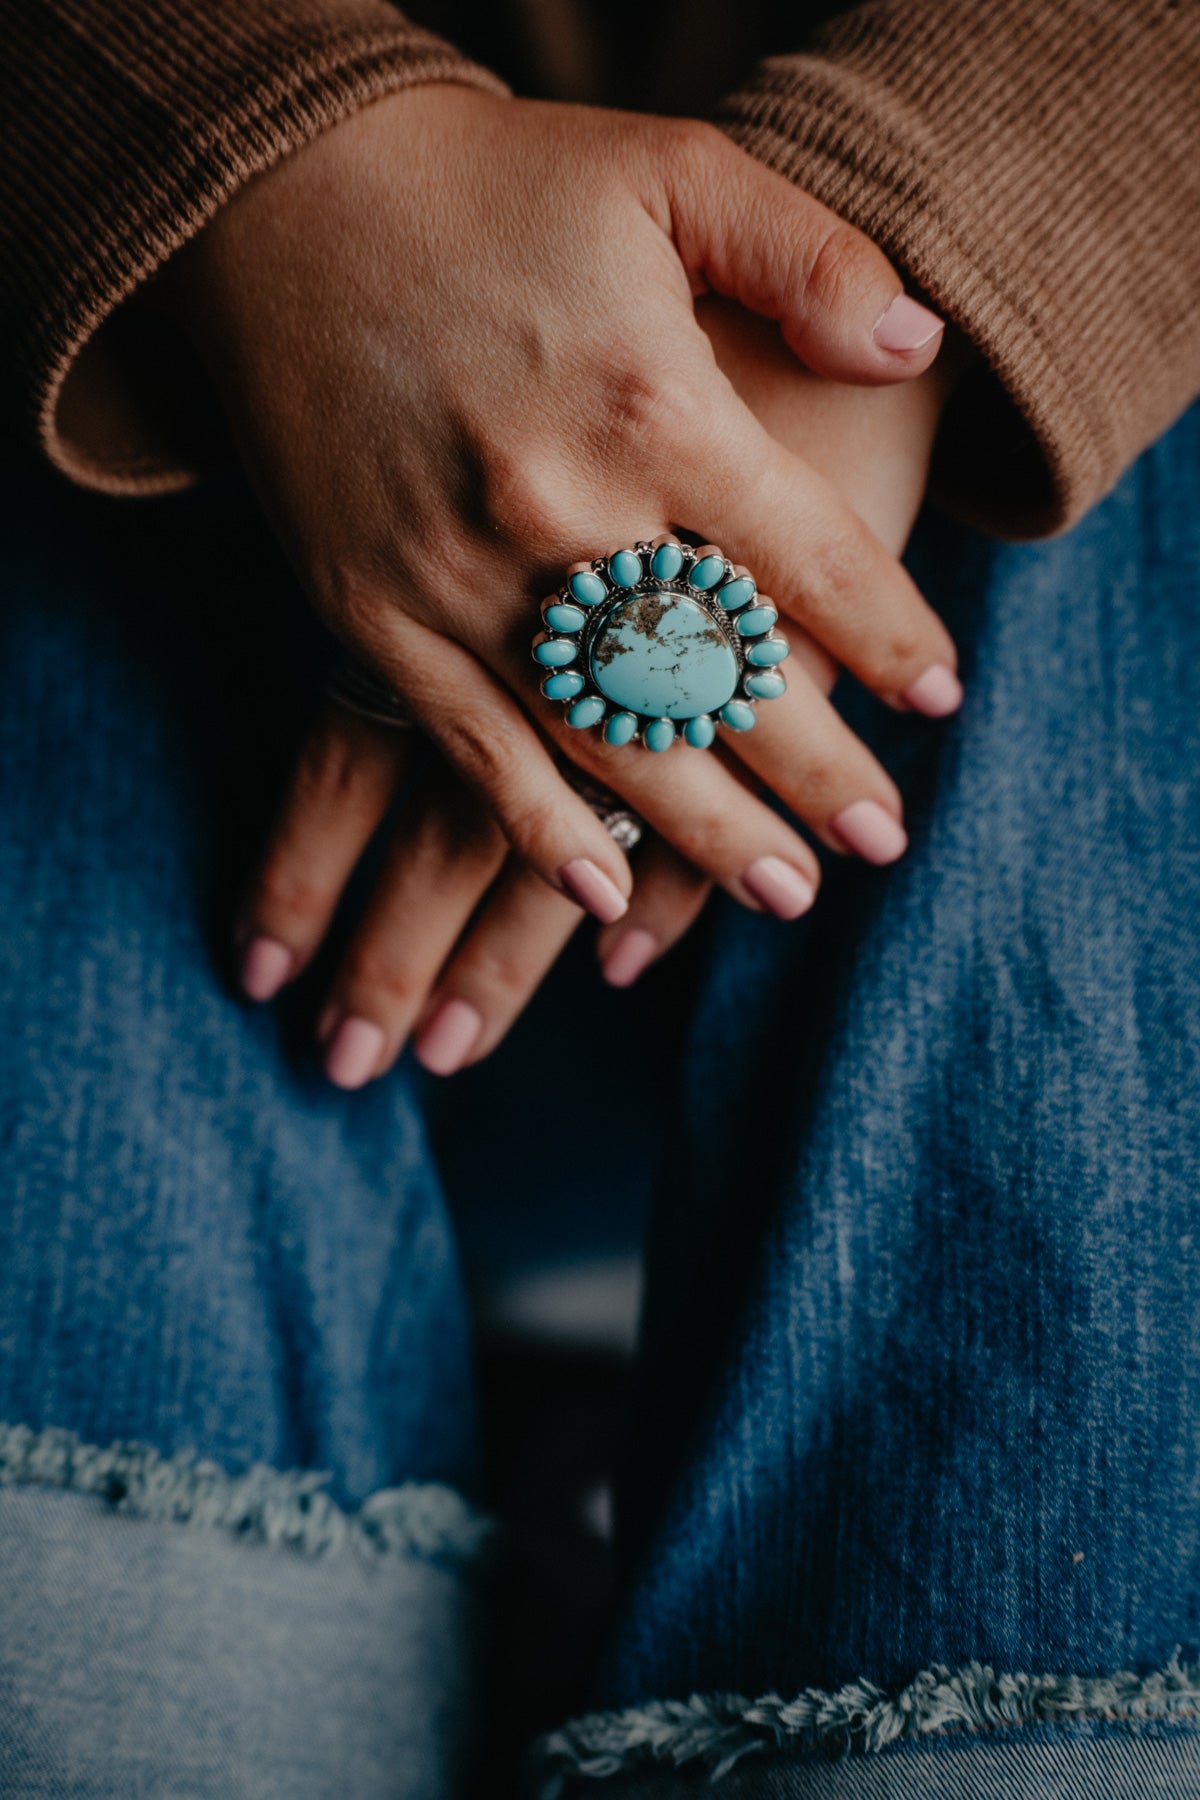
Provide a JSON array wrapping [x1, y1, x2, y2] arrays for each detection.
[[238, 299, 961, 1085]]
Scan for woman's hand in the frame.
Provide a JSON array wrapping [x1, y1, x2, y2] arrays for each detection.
[[167, 85, 957, 927], [238, 301, 961, 1085]]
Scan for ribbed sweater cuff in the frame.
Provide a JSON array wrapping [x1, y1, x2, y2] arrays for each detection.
[[2, 2, 508, 493], [717, 1, 1200, 539]]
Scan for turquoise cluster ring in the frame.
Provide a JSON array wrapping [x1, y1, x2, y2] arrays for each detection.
[[532, 537, 790, 751]]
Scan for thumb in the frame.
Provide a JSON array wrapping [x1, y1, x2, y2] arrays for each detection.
[[660, 122, 944, 383]]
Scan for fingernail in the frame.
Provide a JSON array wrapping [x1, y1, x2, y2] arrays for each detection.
[[414, 998, 484, 1076], [742, 856, 816, 919], [602, 927, 659, 988], [560, 858, 629, 924], [324, 1016, 386, 1089], [904, 663, 963, 717], [832, 800, 909, 865], [240, 935, 293, 1002], [873, 294, 944, 353]]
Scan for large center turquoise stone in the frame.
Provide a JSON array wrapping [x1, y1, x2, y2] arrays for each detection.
[[589, 590, 738, 721]]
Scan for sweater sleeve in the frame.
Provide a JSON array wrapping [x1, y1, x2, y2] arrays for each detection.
[[716, 0, 1200, 538], [0, 0, 507, 493]]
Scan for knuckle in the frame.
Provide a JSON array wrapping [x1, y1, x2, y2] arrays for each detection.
[[405, 527, 480, 600], [458, 943, 535, 1007], [253, 860, 330, 930], [661, 114, 726, 168], [489, 454, 564, 546], [501, 788, 566, 862], [809, 522, 875, 610], [880, 622, 928, 678], [595, 363, 707, 473], [342, 949, 423, 1016], [663, 799, 733, 869], [802, 221, 876, 315], [319, 556, 393, 643], [291, 722, 364, 811], [438, 708, 524, 805], [285, 724, 393, 832]]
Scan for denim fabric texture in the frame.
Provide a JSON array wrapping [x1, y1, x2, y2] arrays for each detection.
[[0, 471, 492, 1796], [534, 404, 1200, 1790], [3, 405, 1200, 1798]]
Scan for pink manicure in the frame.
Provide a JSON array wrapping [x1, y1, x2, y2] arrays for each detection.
[[240, 936, 293, 1002], [832, 800, 909, 865], [414, 999, 483, 1076], [560, 858, 629, 924], [873, 294, 944, 354], [742, 856, 816, 920], [324, 1016, 386, 1090], [904, 663, 964, 718], [602, 928, 659, 989]]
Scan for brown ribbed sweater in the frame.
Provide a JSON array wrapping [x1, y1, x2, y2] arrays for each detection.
[[2, 0, 1198, 536]]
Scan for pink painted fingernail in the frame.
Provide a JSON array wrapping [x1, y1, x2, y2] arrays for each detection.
[[602, 927, 659, 989], [240, 935, 294, 1002], [873, 294, 944, 353], [414, 998, 483, 1076], [904, 663, 964, 717], [832, 800, 909, 865], [742, 856, 816, 919], [560, 858, 629, 924], [324, 1016, 386, 1090]]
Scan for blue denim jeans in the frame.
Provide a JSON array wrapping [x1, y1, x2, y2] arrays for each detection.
[[3, 404, 1200, 1798]]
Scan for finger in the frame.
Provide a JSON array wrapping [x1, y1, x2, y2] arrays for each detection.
[[318, 765, 509, 1088], [660, 121, 944, 382], [351, 615, 637, 923], [412, 859, 587, 1076], [688, 420, 964, 715], [596, 838, 712, 988], [715, 659, 910, 862], [527, 691, 824, 916], [236, 702, 412, 1002]]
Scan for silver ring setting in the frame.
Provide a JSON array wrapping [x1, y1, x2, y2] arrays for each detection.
[[532, 537, 790, 751], [326, 654, 415, 729], [567, 778, 645, 851]]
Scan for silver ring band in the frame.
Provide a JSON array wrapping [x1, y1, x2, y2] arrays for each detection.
[[567, 777, 644, 851], [328, 656, 644, 848], [326, 655, 415, 729]]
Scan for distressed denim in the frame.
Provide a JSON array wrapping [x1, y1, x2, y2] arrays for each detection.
[[3, 404, 1200, 1799], [532, 402, 1200, 1794]]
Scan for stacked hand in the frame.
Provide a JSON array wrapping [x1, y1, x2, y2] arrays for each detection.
[[165, 86, 963, 1084]]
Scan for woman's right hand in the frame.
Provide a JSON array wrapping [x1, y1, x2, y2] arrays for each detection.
[[166, 83, 959, 926]]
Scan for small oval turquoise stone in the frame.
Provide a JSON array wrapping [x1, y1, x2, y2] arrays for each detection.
[[650, 542, 684, 581], [544, 602, 586, 633], [735, 606, 778, 637], [684, 715, 715, 749], [534, 638, 577, 667], [747, 638, 790, 666], [716, 576, 755, 612], [745, 671, 787, 700], [690, 554, 726, 591], [720, 700, 756, 732], [609, 549, 643, 589], [566, 695, 606, 730], [603, 710, 639, 747], [568, 570, 607, 606], [589, 591, 739, 722], [644, 718, 676, 753], [542, 670, 585, 701]]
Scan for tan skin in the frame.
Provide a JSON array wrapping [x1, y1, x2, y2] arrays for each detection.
[[163, 84, 962, 1083]]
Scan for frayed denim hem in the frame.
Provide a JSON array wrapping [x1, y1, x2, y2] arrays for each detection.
[[0, 1423, 494, 1797], [526, 1661, 1200, 1796], [0, 1420, 496, 1566]]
